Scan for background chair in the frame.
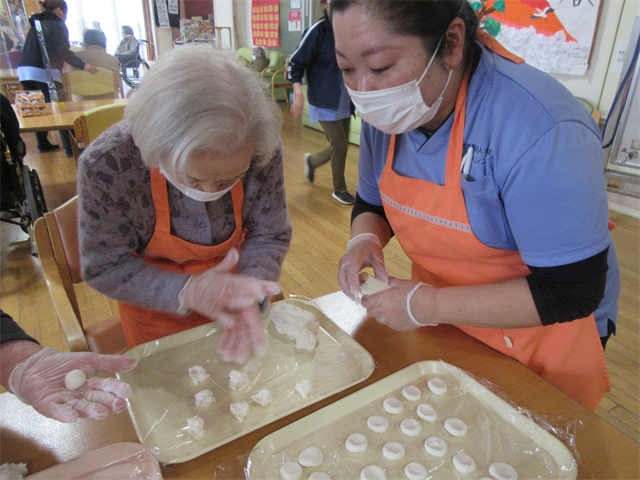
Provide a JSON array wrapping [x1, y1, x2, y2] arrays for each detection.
[[263, 56, 293, 107], [70, 102, 126, 160], [34, 196, 127, 354], [62, 67, 121, 101]]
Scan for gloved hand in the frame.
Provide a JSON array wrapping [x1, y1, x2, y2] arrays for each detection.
[[361, 277, 438, 331], [338, 233, 388, 301], [217, 307, 268, 364], [6, 344, 137, 423], [180, 248, 282, 325]]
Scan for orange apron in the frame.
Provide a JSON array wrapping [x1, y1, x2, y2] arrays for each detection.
[[378, 38, 609, 410], [118, 169, 246, 347]]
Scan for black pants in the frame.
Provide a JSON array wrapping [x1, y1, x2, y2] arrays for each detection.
[[20, 80, 71, 151]]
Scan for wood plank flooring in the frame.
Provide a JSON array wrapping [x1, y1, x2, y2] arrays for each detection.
[[1, 106, 638, 442]]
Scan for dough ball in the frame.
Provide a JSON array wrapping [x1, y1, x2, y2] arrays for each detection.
[[427, 377, 447, 395], [186, 416, 204, 440], [270, 303, 319, 351], [64, 369, 86, 391], [295, 380, 312, 399], [404, 462, 427, 480], [229, 370, 249, 391], [195, 389, 215, 408], [400, 418, 422, 437], [230, 401, 249, 422], [309, 473, 331, 480], [424, 436, 448, 457], [401, 385, 421, 402], [416, 403, 437, 423], [251, 389, 273, 406], [360, 276, 391, 295], [489, 462, 518, 480], [453, 453, 476, 474], [280, 461, 303, 480], [367, 415, 390, 433], [345, 433, 368, 453], [188, 365, 210, 383], [298, 446, 323, 467], [382, 397, 403, 414], [360, 465, 386, 480], [444, 418, 468, 437], [382, 442, 405, 461]]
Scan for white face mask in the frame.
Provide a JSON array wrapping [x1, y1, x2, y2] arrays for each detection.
[[346, 37, 452, 135], [160, 167, 238, 202]]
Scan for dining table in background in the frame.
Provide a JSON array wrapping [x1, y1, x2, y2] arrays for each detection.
[[1, 292, 638, 479]]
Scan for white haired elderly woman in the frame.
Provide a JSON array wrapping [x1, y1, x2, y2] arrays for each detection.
[[78, 45, 291, 363]]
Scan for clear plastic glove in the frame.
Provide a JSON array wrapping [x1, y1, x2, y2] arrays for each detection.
[[180, 248, 282, 325], [338, 233, 388, 301], [361, 276, 438, 331], [6, 345, 137, 423], [217, 307, 268, 364]]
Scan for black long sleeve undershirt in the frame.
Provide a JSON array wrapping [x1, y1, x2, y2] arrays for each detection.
[[351, 196, 608, 326]]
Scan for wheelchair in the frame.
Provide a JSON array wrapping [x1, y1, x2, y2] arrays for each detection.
[[1, 101, 48, 255], [118, 40, 152, 89]]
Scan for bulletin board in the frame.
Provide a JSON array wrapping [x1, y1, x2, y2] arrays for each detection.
[[251, 0, 280, 48], [481, 0, 602, 76]]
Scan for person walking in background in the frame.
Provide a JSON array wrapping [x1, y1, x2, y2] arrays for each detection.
[[288, 0, 355, 205], [17, 0, 98, 157], [75, 29, 119, 73], [114, 25, 139, 65]]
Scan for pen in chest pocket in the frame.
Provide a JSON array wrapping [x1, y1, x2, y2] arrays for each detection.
[[461, 146, 474, 179]]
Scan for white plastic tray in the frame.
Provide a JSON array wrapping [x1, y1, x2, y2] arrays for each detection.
[[248, 361, 577, 479], [117, 299, 374, 464]]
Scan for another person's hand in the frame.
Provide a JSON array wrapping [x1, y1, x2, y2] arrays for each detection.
[[290, 94, 304, 118], [84, 64, 99, 74], [4, 342, 137, 423], [338, 233, 388, 301], [361, 277, 438, 331]]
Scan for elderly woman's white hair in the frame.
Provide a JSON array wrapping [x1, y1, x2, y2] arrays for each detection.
[[125, 44, 283, 181]]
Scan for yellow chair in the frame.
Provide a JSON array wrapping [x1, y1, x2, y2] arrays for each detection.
[[71, 103, 127, 160], [263, 57, 293, 107], [63, 67, 121, 101], [34, 197, 128, 354]]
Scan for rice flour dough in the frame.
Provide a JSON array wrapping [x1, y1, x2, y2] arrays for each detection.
[[360, 465, 386, 480], [424, 436, 448, 457], [229, 370, 250, 391], [367, 416, 390, 433], [382, 442, 405, 461], [280, 461, 303, 480], [427, 377, 447, 395], [400, 418, 422, 437], [453, 453, 476, 474], [295, 380, 312, 399], [404, 463, 427, 480], [230, 401, 249, 422], [64, 369, 86, 391], [188, 365, 210, 384], [298, 446, 323, 467], [360, 276, 391, 296], [186, 415, 204, 440], [401, 385, 421, 401], [489, 462, 519, 480], [251, 388, 273, 406], [416, 404, 437, 423], [270, 303, 320, 351], [309, 473, 331, 480], [382, 397, 403, 414], [194, 389, 215, 408], [345, 433, 368, 453], [444, 418, 467, 437]]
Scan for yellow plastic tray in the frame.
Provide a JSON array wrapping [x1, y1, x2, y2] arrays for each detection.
[[117, 299, 374, 464], [248, 361, 577, 479]]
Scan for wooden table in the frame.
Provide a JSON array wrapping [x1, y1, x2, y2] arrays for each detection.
[[12, 99, 127, 133], [1, 68, 21, 102], [1, 292, 638, 479]]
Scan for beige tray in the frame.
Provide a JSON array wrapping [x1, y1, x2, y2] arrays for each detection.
[[248, 361, 577, 480], [117, 299, 374, 465]]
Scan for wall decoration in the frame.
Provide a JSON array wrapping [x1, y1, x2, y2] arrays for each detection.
[[251, 0, 280, 48], [475, 0, 602, 76]]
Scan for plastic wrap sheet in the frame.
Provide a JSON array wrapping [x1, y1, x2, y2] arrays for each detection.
[[117, 299, 374, 465], [247, 360, 578, 480], [25, 443, 162, 479]]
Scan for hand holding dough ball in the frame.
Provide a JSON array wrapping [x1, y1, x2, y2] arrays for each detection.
[[280, 461, 303, 480], [382, 397, 403, 414], [453, 453, 476, 474], [367, 415, 390, 433], [427, 377, 447, 395], [298, 446, 323, 467], [401, 385, 421, 401], [382, 442, 405, 460], [345, 433, 368, 453], [64, 369, 86, 390], [360, 276, 391, 296], [416, 403, 437, 422], [360, 465, 386, 480]]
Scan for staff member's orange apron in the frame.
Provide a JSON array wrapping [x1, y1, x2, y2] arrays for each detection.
[[118, 169, 246, 347], [378, 36, 609, 410]]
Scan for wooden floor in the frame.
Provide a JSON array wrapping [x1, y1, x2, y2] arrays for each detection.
[[1, 106, 638, 442]]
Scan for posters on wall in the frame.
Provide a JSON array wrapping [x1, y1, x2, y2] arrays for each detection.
[[154, 0, 180, 28], [251, 0, 280, 48], [483, 0, 601, 76], [288, 10, 301, 32]]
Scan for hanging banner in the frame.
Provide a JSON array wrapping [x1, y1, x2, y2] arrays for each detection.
[[288, 10, 301, 32], [251, 0, 280, 48]]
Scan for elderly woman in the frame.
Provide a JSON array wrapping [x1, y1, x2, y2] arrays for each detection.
[[248, 46, 269, 73], [78, 45, 291, 363]]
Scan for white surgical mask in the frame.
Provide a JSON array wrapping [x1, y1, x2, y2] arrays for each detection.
[[252, 54, 257, 60], [160, 167, 238, 202], [346, 36, 451, 135]]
